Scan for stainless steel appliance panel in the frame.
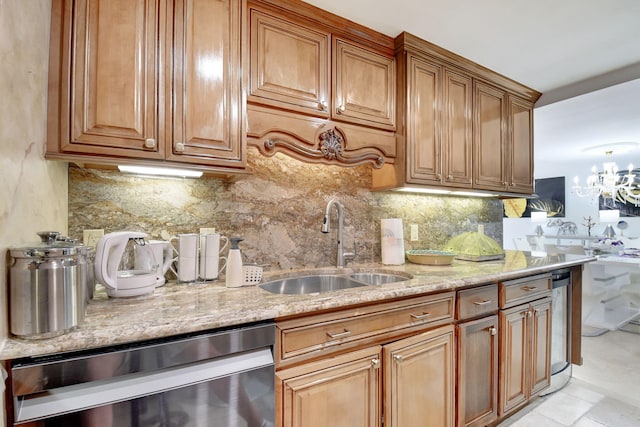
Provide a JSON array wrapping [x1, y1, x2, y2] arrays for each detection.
[[11, 322, 275, 426]]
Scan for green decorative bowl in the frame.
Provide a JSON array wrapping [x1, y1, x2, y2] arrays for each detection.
[[406, 250, 456, 265]]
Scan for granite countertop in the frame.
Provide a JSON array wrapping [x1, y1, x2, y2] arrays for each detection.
[[0, 251, 595, 360]]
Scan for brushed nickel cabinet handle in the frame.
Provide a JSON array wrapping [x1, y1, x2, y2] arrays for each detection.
[[337, 104, 346, 114], [394, 354, 403, 363], [489, 326, 497, 335], [326, 329, 351, 339], [410, 312, 431, 320], [521, 285, 538, 291], [473, 299, 492, 306], [318, 100, 328, 111], [371, 358, 380, 369], [144, 138, 156, 149], [174, 142, 185, 152]]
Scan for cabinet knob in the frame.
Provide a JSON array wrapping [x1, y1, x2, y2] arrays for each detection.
[[174, 142, 185, 152], [435, 173, 442, 180], [318, 100, 328, 111], [446, 174, 453, 181], [337, 104, 346, 114], [489, 326, 497, 335], [371, 358, 380, 369], [144, 138, 156, 149], [394, 354, 403, 364]]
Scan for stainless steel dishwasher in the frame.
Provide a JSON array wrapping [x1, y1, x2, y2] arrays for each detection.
[[9, 322, 275, 427]]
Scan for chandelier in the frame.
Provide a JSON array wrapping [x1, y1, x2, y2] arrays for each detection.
[[572, 151, 640, 206]]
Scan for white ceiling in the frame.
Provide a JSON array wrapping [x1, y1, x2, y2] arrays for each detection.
[[304, 0, 640, 166]]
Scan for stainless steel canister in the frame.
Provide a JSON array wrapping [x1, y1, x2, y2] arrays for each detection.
[[9, 231, 89, 339]]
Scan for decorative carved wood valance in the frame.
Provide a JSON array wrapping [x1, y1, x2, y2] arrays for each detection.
[[250, 126, 386, 169]]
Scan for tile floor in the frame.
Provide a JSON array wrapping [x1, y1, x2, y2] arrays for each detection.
[[498, 329, 640, 427]]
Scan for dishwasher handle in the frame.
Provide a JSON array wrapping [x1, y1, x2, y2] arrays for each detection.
[[15, 348, 273, 423]]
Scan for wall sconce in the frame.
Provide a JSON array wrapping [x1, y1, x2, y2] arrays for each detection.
[[599, 209, 620, 238], [531, 211, 547, 236]]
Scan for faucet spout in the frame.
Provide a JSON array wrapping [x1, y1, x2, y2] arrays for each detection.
[[322, 199, 355, 268]]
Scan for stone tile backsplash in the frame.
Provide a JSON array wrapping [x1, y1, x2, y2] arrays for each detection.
[[69, 150, 503, 270]]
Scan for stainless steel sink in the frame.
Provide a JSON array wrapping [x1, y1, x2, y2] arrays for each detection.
[[259, 271, 412, 294], [259, 275, 367, 294], [350, 273, 411, 285]]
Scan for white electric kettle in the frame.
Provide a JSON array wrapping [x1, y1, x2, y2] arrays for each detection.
[[94, 231, 159, 297]]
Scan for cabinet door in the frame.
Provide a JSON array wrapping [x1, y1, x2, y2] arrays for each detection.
[[499, 306, 528, 415], [457, 316, 498, 427], [67, 0, 161, 157], [530, 298, 552, 396], [248, 7, 330, 116], [405, 55, 442, 184], [443, 70, 473, 187], [169, 0, 244, 167], [277, 347, 382, 427], [384, 325, 455, 427], [333, 39, 396, 130], [508, 95, 534, 193], [473, 81, 507, 191]]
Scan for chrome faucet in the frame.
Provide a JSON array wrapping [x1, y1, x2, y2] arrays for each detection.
[[321, 199, 356, 267]]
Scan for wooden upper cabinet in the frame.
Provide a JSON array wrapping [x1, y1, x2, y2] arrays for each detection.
[[405, 57, 473, 188], [508, 95, 535, 193], [248, 8, 330, 116], [47, 0, 246, 171], [443, 70, 473, 187], [168, 0, 244, 166], [473, 81, 508, 191], [248, 2, 395, 131], [246, 0, 397, 167], [333, 39, 396, 130], [405, 54, 442, 185], [64, 0, 161, 158], [473, 82, 535, 193], [372, 32, 534, 194]]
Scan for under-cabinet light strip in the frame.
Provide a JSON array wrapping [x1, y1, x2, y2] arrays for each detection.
[[117, 165, 203, 178]]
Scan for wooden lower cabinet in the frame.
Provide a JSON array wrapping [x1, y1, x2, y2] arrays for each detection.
[[277, 346, 382, 427], [457, 315, 498, 427], [276, 324, 455, 427], [499, 297, 552, 415], [384, 324, 456, 427]]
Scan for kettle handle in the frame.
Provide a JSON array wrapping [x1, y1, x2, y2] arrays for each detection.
[[161, 242, 174, 274], [96, 231, 147, 290]]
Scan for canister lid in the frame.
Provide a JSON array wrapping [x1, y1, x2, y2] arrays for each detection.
[[9, 231, 89, 258]]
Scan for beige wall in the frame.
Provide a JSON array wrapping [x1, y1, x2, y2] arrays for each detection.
[[0, 1, 68, 424]]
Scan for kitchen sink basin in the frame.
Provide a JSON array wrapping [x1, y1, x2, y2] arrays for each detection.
[[350, 273, 411, 285], [259, 271, 412, 294], [259, 275, 367, 294]]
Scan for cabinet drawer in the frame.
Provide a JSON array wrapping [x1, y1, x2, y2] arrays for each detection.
[[457, 284, 498, 320], [277, 292, 454, 365], [499, 274, 551, 308]]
